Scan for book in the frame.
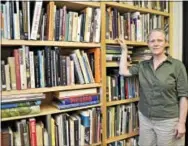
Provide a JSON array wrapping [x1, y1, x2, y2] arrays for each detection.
[[56, 94, 99, 105], [1, 100, 42, 109], [1, 105, 41, 118], [52, 100, 99, 110]]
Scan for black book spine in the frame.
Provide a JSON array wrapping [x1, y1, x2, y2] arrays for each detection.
[[55, 47, 60, 86], [44, 46, 52, 87], [55, 9, 60, 41], [34, 56, 40, 88], [62, 56, 67, 86]]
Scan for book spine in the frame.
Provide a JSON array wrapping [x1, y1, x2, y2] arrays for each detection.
[[25, 46, 31, 88], [1, 60, 6, 91], [1, 100, 42, 109], [58, 94, 99, 105], [1, 105, 41, 118], [29, 118, 37, 146], [30, 1, 43, 40], [29, 51, 35, 88], [44, 47, 52, 87], [14, 49, 21, 90], [53, 100, 99, 110], [8, 57, 17, 90], [5, 64, 11, 91]]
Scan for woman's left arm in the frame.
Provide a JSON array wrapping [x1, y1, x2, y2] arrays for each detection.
[[176, 97, 188, 139]]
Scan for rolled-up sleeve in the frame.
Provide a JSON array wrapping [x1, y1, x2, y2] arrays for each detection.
[[176, 63, 188, 98], [129, 63, 140, 76]]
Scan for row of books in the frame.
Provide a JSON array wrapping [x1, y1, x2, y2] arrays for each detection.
[[108, 136, 139, 146], [1, 46, 101, 91], [106, 10, 169, 41], [52, 88, 100, 110], [1, 93, 45, 118], [107, 69, 139, 101], [1, 107, 101, 146], [118, 0, 169, 12], [1, 1, 101, 43], [106, 45, 132, 62], [107, 103, 139, 138]]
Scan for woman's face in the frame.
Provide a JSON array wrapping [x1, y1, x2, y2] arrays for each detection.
[[148, 31, 166, 56]]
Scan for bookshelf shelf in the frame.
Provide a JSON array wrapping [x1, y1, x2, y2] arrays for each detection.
[[91, 142, 102, 146], [106, 97, 139, 107], [1, 103, 101, 122], [2, 83, 102, 96], [106, 39, 148, 46], [106, 130, 139, 144], [106, 62, 132, 67], [105, 2, 170, 16], [1, 39, 101, 48], [55, 1, 100, 9]]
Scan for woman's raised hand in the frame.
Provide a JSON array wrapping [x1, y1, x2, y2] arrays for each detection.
[[116, 39, 127, 51]]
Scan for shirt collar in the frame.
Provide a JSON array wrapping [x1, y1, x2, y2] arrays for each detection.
[[146, 55, 173, 64]]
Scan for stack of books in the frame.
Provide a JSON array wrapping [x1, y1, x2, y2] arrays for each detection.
[[1, 93, 45, 118], [52, 88, 100, 110]]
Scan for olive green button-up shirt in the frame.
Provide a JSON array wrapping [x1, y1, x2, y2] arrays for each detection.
[[129, 56, 188, 120]]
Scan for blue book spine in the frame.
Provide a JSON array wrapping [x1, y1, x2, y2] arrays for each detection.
[[1, 100, 42, 109], [54, 100, 99, 110], [59, 94, 99, 105]]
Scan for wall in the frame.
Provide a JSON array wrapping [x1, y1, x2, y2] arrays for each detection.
[[172, 1, 183, 60]]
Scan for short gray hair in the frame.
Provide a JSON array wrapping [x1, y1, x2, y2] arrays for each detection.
[[147, 28, 167, 42]]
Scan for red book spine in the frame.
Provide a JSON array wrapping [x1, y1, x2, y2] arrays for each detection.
[[14, 49, 21, 90], [29, 118, 37, 146]]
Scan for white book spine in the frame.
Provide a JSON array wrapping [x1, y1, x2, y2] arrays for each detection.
[[70, 60, 75, 85], [6, 1, 10, 39], [94, 8, 101, 43], [5, 64, 11, 90], [21, 46, 27, 89], [3, 5, 7, 39], [29, 51, 35, 88], [84, 7, 92, 42], [77, 14, 82, 42], [30, 1, 43, 40], [13, 13, 19, 39], [74, 50, 89, 84], [27, 1, 30, 40], [72, 12, 78, 41]]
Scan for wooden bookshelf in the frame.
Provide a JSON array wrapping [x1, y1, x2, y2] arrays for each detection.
[[55, 1, 100, 10], [106, 39, 148, 46], [106, 97, 139, 107], [1, 1, 173, 146], [106, 131, 139, 144], [2, 83, 102, 96], [105, 2, 170, 16], [1, 103, 101, 122], [1, 39, 101, 48]]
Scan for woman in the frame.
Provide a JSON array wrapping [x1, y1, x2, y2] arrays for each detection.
[[118, 28, 188, 146]]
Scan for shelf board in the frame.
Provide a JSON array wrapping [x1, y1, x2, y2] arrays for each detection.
[[107, 97, 139, 106], [91, 142, 102, 146], [2, 83, 102, 96], [106, 130, 139, 144], [106, 62, 132, 67], [55, 1, 100, 10], [1, 103, 101, 122], [106, 39, 148, 46], [105, 2, 169, 17], [1, 39, 100, 48]]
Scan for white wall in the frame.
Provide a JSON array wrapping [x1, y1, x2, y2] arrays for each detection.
[[172, 2, 183, 60]]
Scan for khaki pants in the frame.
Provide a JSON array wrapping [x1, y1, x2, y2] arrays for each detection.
[[138, 111, 185, 146]]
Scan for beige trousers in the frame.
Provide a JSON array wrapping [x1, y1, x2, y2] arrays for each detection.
[[138, 111, 185, 146]]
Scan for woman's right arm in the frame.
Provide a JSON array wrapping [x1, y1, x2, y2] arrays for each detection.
[[118, 39, 132, 76]]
